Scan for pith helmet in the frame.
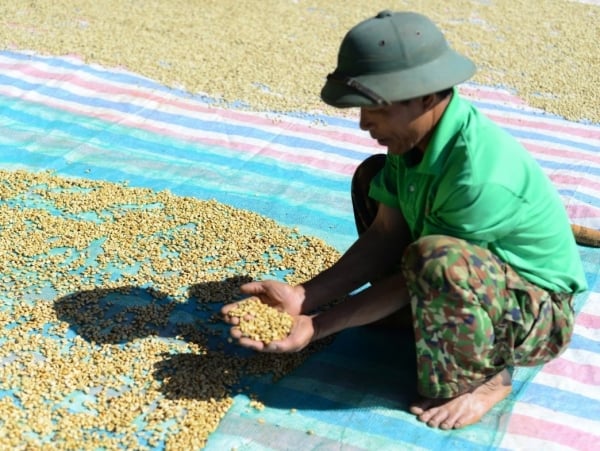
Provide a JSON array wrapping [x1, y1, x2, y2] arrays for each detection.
[[321, 11, 476, 108]]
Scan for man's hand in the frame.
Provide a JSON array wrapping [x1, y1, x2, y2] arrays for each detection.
[[221, 279, 305, 322], [229, 314, 317, 353], [221, 280, 313, 352]]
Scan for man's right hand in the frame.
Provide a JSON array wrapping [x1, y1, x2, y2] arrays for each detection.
[[220, 279, 306, 324], [220, 280, 316, 353], [229, 313, 318, 353]]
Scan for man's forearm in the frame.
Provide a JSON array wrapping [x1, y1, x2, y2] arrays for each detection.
[[299, 225, 404, 313], [310, 270, 410, 341], [296, 203, 412, 314]]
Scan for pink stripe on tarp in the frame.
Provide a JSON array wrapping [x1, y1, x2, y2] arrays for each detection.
[[541, 358, 600, 386], [551, 173, 600, 188], [576, 312, 600, 329], [565, 203, 600, 220], [485, 111, 600, 140], [507, 414, 600, 450], [524, 141, 600, 166], [0, 60, 377, 149], [458, 84, 528, 105], [0, 86, 362, 176], [3, 58, 599, 150], [550, 173, 600, 193]]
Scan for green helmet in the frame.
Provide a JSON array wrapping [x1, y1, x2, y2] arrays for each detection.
[[321, 11, 476, 108]]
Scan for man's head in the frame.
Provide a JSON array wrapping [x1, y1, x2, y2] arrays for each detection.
[[358, 90, 451, 155], [320, 11, 475, 108], [321, 11, 475, 155]]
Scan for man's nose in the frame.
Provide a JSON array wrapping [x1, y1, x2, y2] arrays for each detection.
[[359, 108, 372, 131]]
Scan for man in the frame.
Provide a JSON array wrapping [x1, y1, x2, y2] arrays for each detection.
[[221, 10, 587, 430]]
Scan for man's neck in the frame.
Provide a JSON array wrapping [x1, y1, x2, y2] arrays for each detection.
[[415, 93, 453, 153]]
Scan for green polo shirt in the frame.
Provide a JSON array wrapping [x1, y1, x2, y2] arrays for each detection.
[[369, 88, 587, 294]]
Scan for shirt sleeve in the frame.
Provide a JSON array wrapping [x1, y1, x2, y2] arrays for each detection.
[[423, 182, 525, 246], [368, 156, 400, 209]]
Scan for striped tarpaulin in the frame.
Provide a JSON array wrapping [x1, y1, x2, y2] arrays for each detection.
[[0, 50, 598, 450]]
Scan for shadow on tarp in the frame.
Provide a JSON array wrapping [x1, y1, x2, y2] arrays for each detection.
[[53, 277, 404, 410], [53, 275, 253, 346], [52, 277, 517, 450], [48, 247, 600, 448], [206, 324, 515, 451], [244, 325, 419, 411]]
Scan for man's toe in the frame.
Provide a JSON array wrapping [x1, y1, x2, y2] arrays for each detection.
[[410, 397, 434, 415], [409, 404, 425, 415], [426, 409, 449, 428]]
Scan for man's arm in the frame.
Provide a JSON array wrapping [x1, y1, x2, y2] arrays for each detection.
[[225, 203, 412, 352], [311, 269, 410, 341], [299, 203, 411, 313], [246, 268, 411, 353]]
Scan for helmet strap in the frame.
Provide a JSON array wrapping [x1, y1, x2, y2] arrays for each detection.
[[326, 73, 391, 106]]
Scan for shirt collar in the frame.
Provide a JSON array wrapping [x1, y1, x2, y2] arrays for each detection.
[[413, 87, 468, 174]]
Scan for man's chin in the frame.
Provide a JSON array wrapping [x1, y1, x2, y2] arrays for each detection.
[[386, 144, 417, 155], [386, 147, 405, 155]]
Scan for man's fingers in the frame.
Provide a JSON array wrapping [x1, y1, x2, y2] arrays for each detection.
[[222, 316, 240, 326], [221, 302, 239, 316], [230, 328, 267, 351], [239, 281, 263, 295], [221, 305, 240, 325], [230, 327, 243, 339], [229, 329, 288, 353], [237, 336, 265, 351]]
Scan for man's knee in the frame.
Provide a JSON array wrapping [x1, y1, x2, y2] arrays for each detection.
[[351, 154, 386, 190], [351, 154, 386, 235], [402, 235, 468, 284], [401, 235, 478, 301]]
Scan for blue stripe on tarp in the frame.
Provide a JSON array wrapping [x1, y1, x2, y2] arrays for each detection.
[[557, 189, 600, 207], [0, 73, 375, 161], [240, 379, 503, 451], [7, 50, 599, 130], [0, 98, 351, 193], [207, 414, 371, 451], [539, 158, 600, 177], [514, 380, 600, 420], [568, 333, 600, 353]]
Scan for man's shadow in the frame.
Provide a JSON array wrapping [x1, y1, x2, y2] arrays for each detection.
[[53, 277, 417, 411]]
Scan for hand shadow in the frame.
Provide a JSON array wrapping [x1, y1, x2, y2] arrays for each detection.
[[52, 275, 333, 407], [52, 275, 253, 346]]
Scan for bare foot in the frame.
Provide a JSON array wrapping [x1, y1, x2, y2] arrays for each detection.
[[409, 369, 512, 430]]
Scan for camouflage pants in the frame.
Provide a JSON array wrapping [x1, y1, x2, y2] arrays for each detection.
[[401, 235, 574, 398]]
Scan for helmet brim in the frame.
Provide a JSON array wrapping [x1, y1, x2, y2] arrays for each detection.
[[321, 49, 476, 108]]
